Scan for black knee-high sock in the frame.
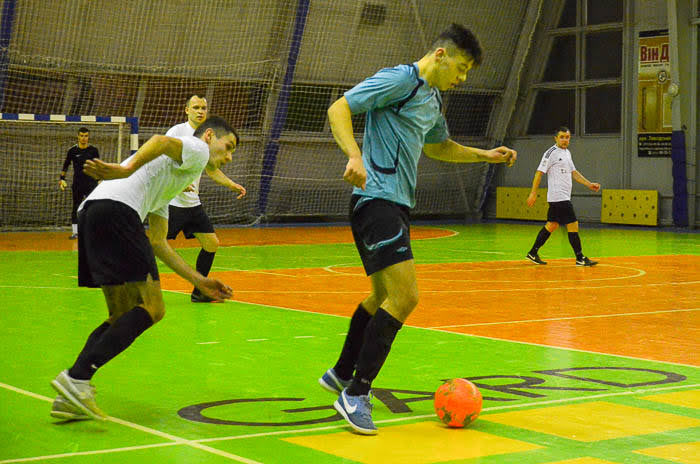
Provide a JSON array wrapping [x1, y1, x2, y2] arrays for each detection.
[[348, 308, 402, 396], [568, 232, 583, 259], [67, 321, 111, 379], [68, 307, 153, 380], [530, 227, 551, 254], [196, 249, 216, 277], [333, 304, 372, 380]]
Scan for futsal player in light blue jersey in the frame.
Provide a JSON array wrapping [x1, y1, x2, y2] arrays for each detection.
[[319, 23, 517, 434]]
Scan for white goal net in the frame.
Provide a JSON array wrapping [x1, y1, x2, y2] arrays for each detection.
[[0, 0, 529, 230], [0, 116, 134, 230]]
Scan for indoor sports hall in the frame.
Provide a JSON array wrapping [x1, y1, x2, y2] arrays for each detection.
[[1, 1, 698, 463]]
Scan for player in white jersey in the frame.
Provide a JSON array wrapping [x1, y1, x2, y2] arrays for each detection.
[[166, 95, 246, 303], [49, 116, 237, 421], [525, 126, 600, 266]]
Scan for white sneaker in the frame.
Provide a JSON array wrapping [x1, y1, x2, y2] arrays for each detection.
[[50, 395, 90, 421], [50, 370, 106, 420]]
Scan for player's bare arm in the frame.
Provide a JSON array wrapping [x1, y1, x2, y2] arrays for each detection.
[[205, 166, 247, 199], [328, 97, 366, 190], [147, 213, 232, 301], [572, 170, 600, 192], [423, 139, 516, 167], [84, 135, 183, 181], [527, 171, 543, 207]]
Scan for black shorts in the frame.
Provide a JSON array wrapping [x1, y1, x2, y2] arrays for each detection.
[[350, 195, 413, 276], [166, 204, 214, 240], [547, 200, 578, 225], [78, 200, 159, 287]]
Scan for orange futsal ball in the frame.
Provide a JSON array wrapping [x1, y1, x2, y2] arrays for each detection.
[[434, 378, 482, 428]]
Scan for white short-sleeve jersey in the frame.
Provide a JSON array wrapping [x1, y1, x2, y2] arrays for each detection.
[[537, 145, 576, 202], [79, 135, 209, 221], [167, 122, 203, 208]]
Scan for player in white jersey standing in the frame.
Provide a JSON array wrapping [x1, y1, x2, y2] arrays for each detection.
[[49, 116, 237, 421], [166, 95, 246, 303], [526, 126, 600, 266]]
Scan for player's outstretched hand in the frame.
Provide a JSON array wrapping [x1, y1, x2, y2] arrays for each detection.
[[84, 159, 132, 180], [343, 157, 366, 190], [232, 182, 247, 199], [198, 278, 233, 301], [59, 179, 68, 191], [589, 182, 601, 193], [485, 146, 517, 167]]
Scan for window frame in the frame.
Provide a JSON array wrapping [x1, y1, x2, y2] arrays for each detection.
[[526, 0, 624, 136]]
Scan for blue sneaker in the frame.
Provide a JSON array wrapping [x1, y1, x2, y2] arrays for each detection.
[[318, 368, 351, 394], [334, 388, 377, 435]]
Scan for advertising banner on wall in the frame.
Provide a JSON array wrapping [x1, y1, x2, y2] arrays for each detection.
[[637, 30, 672, 157]]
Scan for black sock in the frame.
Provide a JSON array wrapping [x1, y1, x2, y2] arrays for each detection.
[[348, 308, 402, 396], [67, 321, 111, 379], [530, 227, 551, 254], [333, 304, 372, 380], [568, 232, 583, 259], [196, 249, 216, 277], [68, 307, 153, 380], [193, 250, 216, 294]]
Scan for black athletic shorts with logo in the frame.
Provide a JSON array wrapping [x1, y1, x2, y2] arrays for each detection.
[[547, 200, 578, 225], [166, 204, 215, 240], [350, 195, 413, 276], [78, 199, 159, 287]]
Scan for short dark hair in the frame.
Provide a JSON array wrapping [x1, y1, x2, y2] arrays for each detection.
[[78, 127, 89, 134], [555, 126, 570, 135], [194, 115, 239, 146], [432, 23, 483, 66], [186, 94, 207, 107]]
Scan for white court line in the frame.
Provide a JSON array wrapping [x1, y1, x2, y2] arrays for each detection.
[[192, 382, 700, 444], [5, 379, 697, 460], [412, 226, 459, 240], [196, 341, 220, 345], [7, 280, 700, 295], [0, 285, 79, 290], [429, 307, 700, 329], [0, 443, 179, 464], [0, 383, 263, 464], [323, 263, 649, 283], [198, 296, 700, 369], [212, 268, 302, 277], [214, 280, 700, 295]]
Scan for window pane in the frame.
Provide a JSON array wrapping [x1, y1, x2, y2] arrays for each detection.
[[558, 0, 578, 27], [445, 92, 495, 137], [282, 84, 334, 132], [587, 0, 623, 24], [527, 89, 576, 135], [585, 31, 622, 79], [543, 35, 576, 82], [212, 82, 267, 130], [585, 85, 621, 133]]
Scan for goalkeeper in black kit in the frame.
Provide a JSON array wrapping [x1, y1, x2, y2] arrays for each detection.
[[59, 127, 100, 239]]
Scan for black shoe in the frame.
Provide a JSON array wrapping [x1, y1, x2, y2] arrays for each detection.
[[576, 256, 598, 266], [69, 233, 78, 240], [526, 252, 547, 265], [191, 290, 216, 303]]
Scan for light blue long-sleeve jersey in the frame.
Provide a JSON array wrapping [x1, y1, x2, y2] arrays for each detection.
[[344, 62, 449, 209]]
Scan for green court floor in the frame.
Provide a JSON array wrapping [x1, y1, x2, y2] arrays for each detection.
[[1, 223, 698, 463]]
